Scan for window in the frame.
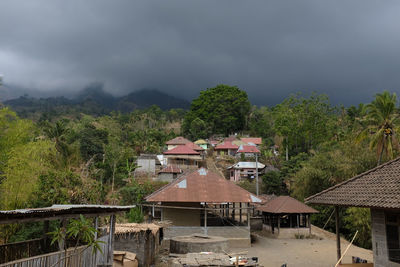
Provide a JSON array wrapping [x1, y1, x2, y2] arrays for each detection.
[[386, 212, 400, 263]]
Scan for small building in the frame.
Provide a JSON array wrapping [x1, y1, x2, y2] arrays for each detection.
[[227, 161, 266, 182], [135, 154, 162, 175], [236, 145, 261, 158], [257, 196, 318, 238], [157, 165, 183, 182], [146, 168, 261, 247], [305, 157, 400, 267], [165, 136, 191, 150], [185, 142, 205, 155], [194, 139, 209, 150], [214, 141, 239, 156], [163, 145, 203, 169], [241, 137, 262, 146]]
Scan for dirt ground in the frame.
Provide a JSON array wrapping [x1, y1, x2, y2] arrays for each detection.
[[229, 226, 373, 267]]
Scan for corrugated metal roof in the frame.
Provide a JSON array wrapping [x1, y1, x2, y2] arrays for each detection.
[[146, 168, 261, 203], [0, 205, 136, 224], [228, 162, 265, 169], [257, 196, 318, 214], [305, 157, 400, 209]]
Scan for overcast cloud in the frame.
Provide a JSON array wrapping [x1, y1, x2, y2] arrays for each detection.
[[1, 1, 400, 105]]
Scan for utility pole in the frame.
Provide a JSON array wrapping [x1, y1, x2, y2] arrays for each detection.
[[256, 152, 259, 196]]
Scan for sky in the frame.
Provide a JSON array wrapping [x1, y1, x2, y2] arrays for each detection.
[[1, 1, 400, 106]]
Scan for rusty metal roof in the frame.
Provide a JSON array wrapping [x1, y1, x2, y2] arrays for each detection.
[[305, 157, 400, 209], [257, 196, 318, 214], [0, 205, 136, 224], [215, 141, 239, 150], [146, 168, 261, 203], [165, 136, 191, 145]]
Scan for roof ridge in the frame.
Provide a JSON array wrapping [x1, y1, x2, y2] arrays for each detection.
[[274, 196, 290, 213], [305, 157, 400, 203]]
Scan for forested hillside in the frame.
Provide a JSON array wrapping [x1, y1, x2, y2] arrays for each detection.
[[0, 84, 398, 249]]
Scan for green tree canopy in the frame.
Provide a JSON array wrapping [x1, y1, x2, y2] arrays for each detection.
[[183, 84, 251, 136]]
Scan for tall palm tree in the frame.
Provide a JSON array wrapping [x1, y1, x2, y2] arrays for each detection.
[[357, 91, 400, 165]]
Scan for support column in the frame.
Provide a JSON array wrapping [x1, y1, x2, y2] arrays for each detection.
[[247, 207, 251, 229], [94, 217, 99, 264], [232, 203, 235, 221], [226, 203, 229, 218], [335, 206, 341, 263], [297, 214, 300, 228], [204, 203, 208, 236], [108, 214, 116, 266], [239, 203, 242, 224], [308, 214, 311, 234], [278, 216, 281, 234]]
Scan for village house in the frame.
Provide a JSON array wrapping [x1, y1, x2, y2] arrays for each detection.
[[165, 136, 191, 150], [306, 157, 400, 267], [145, 168, 261, 247], [134, 154, 162, 175], [185, 141, 205, 155], [236, 144, 261, 158], [227, 161, 266, 182], [194, 139, 209, 150], [240, 137, 262, 147], [157, 165, 183, 182], [163, 145, 204, 169], [214, 141, 239, 156], [257, 195, 318, 238]]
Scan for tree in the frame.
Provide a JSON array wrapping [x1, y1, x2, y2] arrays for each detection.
[[182, 84, 251, 136], [357, 91, 399, 165], [189, 118, 209, 140], [79, 123, 108, 161]]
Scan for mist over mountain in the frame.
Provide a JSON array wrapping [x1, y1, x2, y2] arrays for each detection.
[[2, 84, 190, 117]]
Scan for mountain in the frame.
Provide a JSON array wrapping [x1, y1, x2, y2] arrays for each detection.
[[2, 86, 190, 118], [117, 89, 190, 111]]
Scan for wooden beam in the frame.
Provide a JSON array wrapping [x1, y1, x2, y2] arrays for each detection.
[[335, 206, 341, 262]]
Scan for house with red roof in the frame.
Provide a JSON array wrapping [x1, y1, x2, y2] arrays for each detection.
[[163, 144, 203, 169], [214, 141, 239, 156], [241, 137, 262, 146], [236, 144, 261, 158], [165, 136, 191, 150]]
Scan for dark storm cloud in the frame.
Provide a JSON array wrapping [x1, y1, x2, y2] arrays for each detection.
[[1, 0, 400, 105]]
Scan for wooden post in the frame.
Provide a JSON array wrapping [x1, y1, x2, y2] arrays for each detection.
[[335, 206, 341, 263], [108, 214, 116, 265], [308, 214, 311, 234], [239, 203, 242, 223], [297, 214, 300, 228], [232, 203, 235, 221], [277, 216, 280, 235], [204, 203, 208, 236], [247, 204, 251, 229], [94, 217, 99, 264], [226, 203, 229, 218]]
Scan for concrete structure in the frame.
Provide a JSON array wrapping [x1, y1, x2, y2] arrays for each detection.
[[157, 165, 183, 182], [163, 145, 204, 170], [306, 157, 400, 266], [227, 162, 266, 182], [135, 154, 161, 175], [170, 235, 228, 254], [214, 141, 238, 156]]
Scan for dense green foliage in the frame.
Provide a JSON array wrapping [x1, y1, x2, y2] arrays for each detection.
[[183, 84, 251, 137]]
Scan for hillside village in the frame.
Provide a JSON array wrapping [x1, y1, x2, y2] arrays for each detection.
[[1, 85, 400, 267]]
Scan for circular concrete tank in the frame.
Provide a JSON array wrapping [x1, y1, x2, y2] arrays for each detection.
[[170, 235, 228, 254]]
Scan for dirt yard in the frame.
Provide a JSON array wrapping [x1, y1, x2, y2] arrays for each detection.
[[229, 226, 373, 267]]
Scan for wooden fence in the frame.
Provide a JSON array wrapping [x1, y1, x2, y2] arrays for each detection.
[[0, 235, 109, 267], [0, 238, 57, 264]]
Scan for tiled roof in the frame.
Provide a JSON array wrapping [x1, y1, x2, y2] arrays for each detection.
[[166, 136, 191, 145], [146, 168, 262, 203], [305, 157, 400, 209], [158, 165, 182, 174], [237, 145, 260, 154], [228, 162, 265, 169], [241, 138, 262, 145], [257, 196, 318, 214], [163, 145, 200, 155], [185, 142, 204, 151], [215, 141, 239, 150], [253, 194, 277, 207]]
